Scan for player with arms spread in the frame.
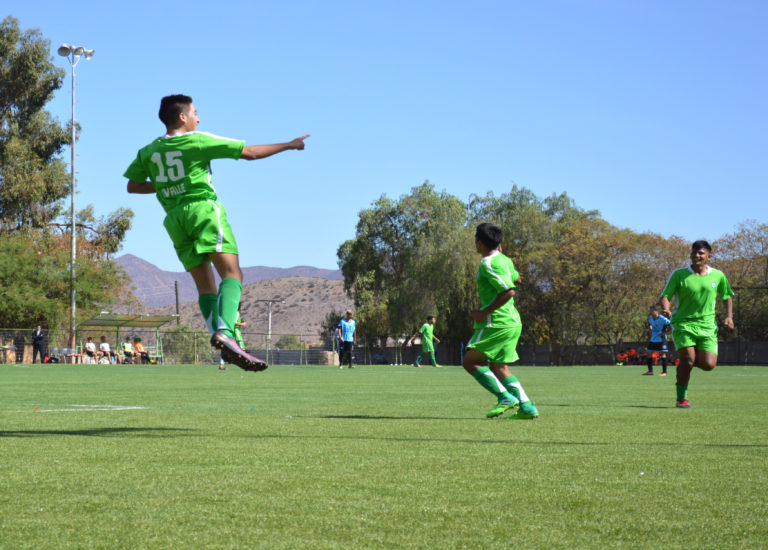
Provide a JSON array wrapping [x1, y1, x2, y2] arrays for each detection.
[[660, 240, 734, 408], [124, 94, 309, 371], [463, 223, 538, 419]]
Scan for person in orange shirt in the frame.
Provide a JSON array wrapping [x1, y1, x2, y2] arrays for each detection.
[[133, 337, 151, 364]]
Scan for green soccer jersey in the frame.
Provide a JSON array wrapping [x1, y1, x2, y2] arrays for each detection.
[[123, 131, 245, 213], [661, 266, 734, 326], [474, 251, 521, 329], [419, 323, 434, 343]]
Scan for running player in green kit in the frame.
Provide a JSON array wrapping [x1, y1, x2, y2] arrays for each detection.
[[124, 94, 309, 371], [464, 223, 538, 419], [408, 316, 441, 368], [661, 240, 734, 408]]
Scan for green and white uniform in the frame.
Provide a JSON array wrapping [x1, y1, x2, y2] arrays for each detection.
[[123, 131, 245, 271], [661, 266, 734, 353], [467, 251, 522, 363], [419, 323, 435, 353]]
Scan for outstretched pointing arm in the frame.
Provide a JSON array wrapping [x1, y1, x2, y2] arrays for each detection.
[[240, 135, 310, 160]]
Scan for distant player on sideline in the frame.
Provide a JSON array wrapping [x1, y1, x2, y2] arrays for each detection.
[[336, 310, 356, 369], [124, 94, 308, 372], [408, 316, 441, 368], [643, 305, 671, 376], [661, 240, 734, 409], [463, 223, 538, 419]]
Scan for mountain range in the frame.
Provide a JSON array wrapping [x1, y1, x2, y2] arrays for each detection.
[[115, 254, 352, 342], [116, 254, 343, 308]]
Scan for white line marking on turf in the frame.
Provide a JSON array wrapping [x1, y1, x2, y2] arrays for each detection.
[[10, 404, 149, 413]]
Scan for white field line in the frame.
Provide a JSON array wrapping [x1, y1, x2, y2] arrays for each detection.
[[9, 404, 149, 413]]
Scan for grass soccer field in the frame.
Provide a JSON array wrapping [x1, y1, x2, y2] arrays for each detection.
[[1, 363, 766, 549]]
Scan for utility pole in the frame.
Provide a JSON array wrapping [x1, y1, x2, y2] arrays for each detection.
[[255, 299, 284, 364], [57, 43, 94, 347], [174, 281, 180, 324]]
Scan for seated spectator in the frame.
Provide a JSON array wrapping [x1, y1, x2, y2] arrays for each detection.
[[121, 336, 135, 364], [84, 337, 97, 364], [133, 337, 150, 364], [98, 336, 118, 364]]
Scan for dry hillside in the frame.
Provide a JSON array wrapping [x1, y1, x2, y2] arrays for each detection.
[[148, 276, 353, 344]]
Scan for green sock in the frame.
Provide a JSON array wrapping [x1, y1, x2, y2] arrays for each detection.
[[428, 353, 438, 367], [676, 383, 688, 401], [501, 375, 529, 403], [217, 278, 242, 337], [198, 294, 218, 335], [471, 367, 513, 401], [414, 353, 423, 365]]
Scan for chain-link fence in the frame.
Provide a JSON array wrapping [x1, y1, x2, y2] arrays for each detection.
[[3, 327, 766, 366]]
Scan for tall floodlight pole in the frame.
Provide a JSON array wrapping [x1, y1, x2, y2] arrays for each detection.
[[57, 44, 94, 348], [256, 299, 284, 364]]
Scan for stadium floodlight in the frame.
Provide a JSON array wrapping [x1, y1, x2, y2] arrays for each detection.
[[57, 43, 94, 348]]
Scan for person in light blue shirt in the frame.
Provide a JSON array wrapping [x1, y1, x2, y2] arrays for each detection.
[[336, 310, 356, 369], [643, 305, 672, 376]]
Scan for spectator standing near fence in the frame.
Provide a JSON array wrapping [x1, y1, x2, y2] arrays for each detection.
[[661, 240, 734, 409], [32, 325, 46, 364], [123, 94, 308, 372], [336, 310, 356, 369]]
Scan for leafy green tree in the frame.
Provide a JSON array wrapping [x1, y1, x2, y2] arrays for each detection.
[[715, 220, 768, 341], [276, 334, 301, 349], [0, 16, 69, 231], [0, 16, 135, 329], [319, 309, 345, 344], [338, 182, 475, 347]]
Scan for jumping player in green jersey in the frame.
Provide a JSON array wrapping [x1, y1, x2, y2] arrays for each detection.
[[124, 94, 309, 372], [408, 316, 441, 368], [661, 240, 734, 409], [464, 223, 538, 419]]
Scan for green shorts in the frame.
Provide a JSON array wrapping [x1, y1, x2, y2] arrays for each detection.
[[422, 340, 435, 353], [163, 200, 238, 271], [466, 325, 521, 364], [672, 323, 719, 354]]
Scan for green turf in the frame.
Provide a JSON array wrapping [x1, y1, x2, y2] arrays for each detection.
[[1, 364, 766, 549]]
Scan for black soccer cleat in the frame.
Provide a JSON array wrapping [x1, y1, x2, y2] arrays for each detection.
[[210, 332, 268, 372]]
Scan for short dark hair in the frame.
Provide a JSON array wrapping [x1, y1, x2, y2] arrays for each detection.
[[159, 94, 193, 127], [427, 315, 436, 322], [691, 240, 712, 253], [650, 305, 659, 311], [475, 223, 503, 250]]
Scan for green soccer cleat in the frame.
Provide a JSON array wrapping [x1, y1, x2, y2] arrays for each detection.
[[486, 397, 519, 418], [511, 401, 539, 419]]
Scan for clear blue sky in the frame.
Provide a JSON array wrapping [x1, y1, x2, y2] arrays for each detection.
[[9, 0, 768, 271]]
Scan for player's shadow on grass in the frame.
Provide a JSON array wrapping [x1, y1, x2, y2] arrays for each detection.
[[0, 427, 195, 438]]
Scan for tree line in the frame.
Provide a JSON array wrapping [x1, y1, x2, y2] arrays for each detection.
[[0, 17, 134, 331], [337, 182, 768, 363]]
